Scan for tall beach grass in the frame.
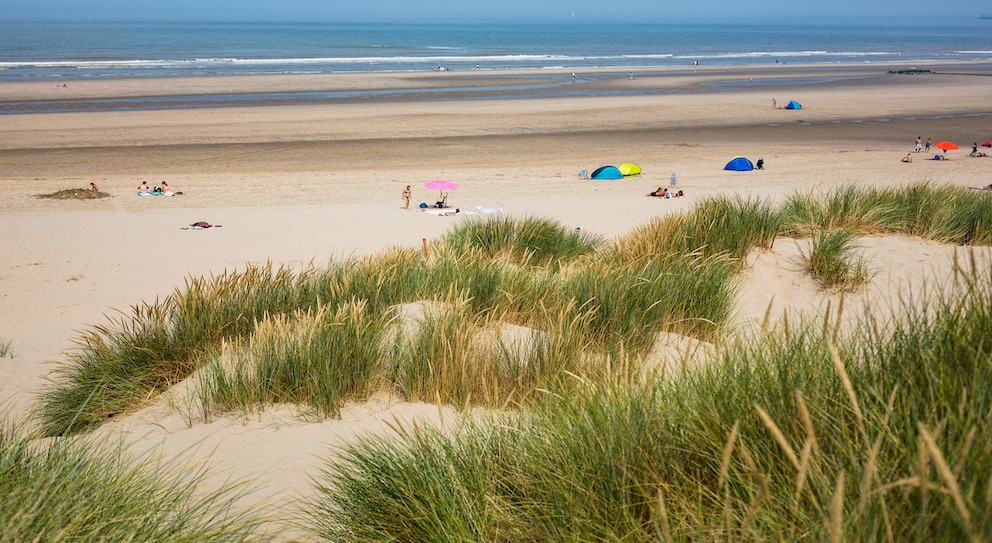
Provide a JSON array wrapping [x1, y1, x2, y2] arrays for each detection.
[[35, 183, 992, 436], [307, 252, 992, 542], [799, 228, 874, 291], [0, 421, 263, 542]]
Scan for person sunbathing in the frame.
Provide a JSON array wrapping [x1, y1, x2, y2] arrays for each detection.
[[647, 187, 668, 197], [185, 221, 221, 229]]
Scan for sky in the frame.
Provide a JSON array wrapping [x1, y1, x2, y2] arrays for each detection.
[[1, 0, 989, 23]]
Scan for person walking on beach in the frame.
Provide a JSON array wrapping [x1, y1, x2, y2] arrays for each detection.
[[402, 185, 412, 209], [925, 138, 932, 152], [915, 136, 923, 153]]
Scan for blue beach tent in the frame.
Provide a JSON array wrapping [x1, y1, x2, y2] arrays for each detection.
[[590, 165, 624, 180], [724, 156, 754, 171], [785, 100, 802, 110]]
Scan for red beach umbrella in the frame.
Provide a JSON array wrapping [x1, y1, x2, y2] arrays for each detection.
[[934, 141, 958, 151]]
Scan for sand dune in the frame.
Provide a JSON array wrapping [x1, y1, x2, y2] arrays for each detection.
[[1, 63, 991, 540]]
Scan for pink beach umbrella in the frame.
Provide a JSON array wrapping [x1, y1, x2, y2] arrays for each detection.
[[981, 141, 992, 148], [424, 179, 458, 199]]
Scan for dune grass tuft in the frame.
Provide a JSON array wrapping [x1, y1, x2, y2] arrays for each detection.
[[800, 229, 874, 291], [0, 421, 263, 542], [441, 214, 604, 269], [307, 254, 992, 542], [197, 301, 390, 419], [35, 183, 992, 437]]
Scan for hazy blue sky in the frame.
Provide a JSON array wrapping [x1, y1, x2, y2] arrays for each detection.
[[2, 0, 989, 23]]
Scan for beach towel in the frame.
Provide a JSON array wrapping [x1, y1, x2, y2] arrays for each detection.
[[475, 206, 503, 214], [181, 221, 221, 230]]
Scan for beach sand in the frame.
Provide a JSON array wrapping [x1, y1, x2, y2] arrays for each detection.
[[2, 64, 991, 539]]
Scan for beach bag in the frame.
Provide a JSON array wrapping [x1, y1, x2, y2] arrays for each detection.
[[420, 202, 428, 209]]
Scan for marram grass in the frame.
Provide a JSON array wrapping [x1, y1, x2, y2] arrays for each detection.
[[800, 228, 874, 291], [35, 183, 992, 437], [0, 421, 263, 542], [307, 255, 992, 542], [197, 300, 389, 419]]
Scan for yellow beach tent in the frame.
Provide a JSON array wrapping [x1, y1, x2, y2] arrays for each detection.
[[618, 163, 641, 177]]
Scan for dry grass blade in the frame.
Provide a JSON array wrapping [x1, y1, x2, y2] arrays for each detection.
[[830, 472, 845, 543], [858, 437, 882, 517], [795, 439, 815, 502], [953, 427, 976, 478], [739, 444, 768, 535], [828, 341, 865, 438], [918, 424, 973, 535], [755, 404, 800, 470], [656, 489, 672, 543], [795, 391, 817, 450], [718, 422, 739, 488]]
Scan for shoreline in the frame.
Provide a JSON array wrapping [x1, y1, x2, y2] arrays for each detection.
[[3, 61, 991, 114]]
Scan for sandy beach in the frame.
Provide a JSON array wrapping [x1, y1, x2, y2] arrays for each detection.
[[2, 63, 991, 539]]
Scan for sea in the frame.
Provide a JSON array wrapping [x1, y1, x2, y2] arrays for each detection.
[[1, 19, 990, 113], [2, 19, 991, 81]]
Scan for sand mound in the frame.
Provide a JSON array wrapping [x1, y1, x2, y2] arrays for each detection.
[[37, 188, 110, 200]]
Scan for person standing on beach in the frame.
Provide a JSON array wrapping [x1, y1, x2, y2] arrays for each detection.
[[402, 185, 412, 209], [915, 136, 923, 153], [925, 138, 932, 152]]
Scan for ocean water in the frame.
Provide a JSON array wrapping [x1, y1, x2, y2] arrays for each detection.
[[1, 19, 991, 81]]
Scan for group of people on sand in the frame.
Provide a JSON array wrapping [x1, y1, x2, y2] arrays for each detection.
[[137, 181, 176, 196], [647, 187, 685, 199]]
